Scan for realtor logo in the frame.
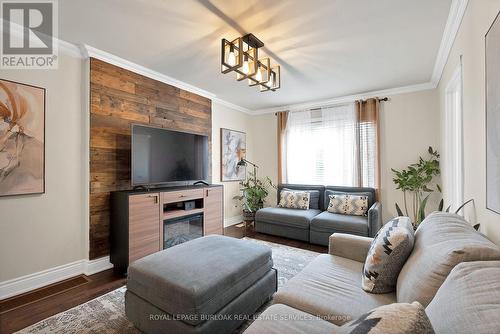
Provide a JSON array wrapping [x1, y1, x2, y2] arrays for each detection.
[[1, 0, 58, 69]]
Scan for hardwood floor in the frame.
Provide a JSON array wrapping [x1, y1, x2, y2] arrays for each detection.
[[0, 270, 126, 334], [0, 224, 326, 333], [225, 222, 328, 253]]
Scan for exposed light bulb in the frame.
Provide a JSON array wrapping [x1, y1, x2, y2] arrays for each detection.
[[255, 66, 262, 82], [271, 72, 276, 87], [227, 51, 236, 66], [242, 56, 249, 74]]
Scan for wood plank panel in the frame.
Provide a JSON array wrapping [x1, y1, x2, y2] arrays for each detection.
[[89, 58, 212, 259]]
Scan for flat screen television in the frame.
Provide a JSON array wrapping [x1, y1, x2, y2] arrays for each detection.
[[131, 124, 209, 186]]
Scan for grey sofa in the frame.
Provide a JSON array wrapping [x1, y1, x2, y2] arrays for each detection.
[[255, 184, 382, 245], [245, 212, 500, 334]]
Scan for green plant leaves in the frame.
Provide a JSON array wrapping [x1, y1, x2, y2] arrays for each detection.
[[234, 169, 276, 213], [438, 198, 444, 211], [392, 146, 441, 224], [417, 194, 431, 224], [395, 203, 404, 216]]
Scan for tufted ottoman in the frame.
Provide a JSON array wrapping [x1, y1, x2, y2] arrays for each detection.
[[125, 235, 277, 334]]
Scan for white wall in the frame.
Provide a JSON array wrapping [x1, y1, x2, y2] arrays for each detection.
[[438, 0, 500, 245], [380, 90, 441, 222], [211, 102, 253, 225], [0, 52, 85, 281], [250, 113, 278, 205]]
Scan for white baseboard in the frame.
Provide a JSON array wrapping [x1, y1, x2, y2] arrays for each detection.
[[0, 257, 113, 300], [224, 215, 244, 227], [83, 256, 114, 276]]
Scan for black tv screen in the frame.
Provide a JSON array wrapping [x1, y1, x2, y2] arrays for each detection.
[[131, 125, 209, 186]]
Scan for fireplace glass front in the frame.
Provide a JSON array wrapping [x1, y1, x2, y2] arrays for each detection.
[[163, 213, 203, 249]]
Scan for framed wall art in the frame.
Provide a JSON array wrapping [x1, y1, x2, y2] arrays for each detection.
[[220, 128, 246, 181], [0, 79, 45, 197]]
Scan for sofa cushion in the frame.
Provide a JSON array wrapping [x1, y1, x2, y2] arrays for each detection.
[[279, 184, 326, 210], [283, 188, 320, 209], [127, 235, 273, 326], [278, 190, 310, 210], [327, 193, 369, 216], [255, 207, 321, 229], [396, 212, 500, 307], [341, 302, 434, 334], [426, 261, 500, 334], [311, 211, 368, 236], [273, 254, 396, 326], [324, 188, 375, 210], [244, 304, 339, 334], [362, 217, 414, 293]]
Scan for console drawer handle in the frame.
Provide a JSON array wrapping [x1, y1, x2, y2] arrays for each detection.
[[148, 194, 159, 204]]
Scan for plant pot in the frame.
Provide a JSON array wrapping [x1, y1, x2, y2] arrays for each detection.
[[242, 210, 255, 220]]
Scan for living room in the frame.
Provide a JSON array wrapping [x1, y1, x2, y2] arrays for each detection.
[[1, 0, 499, 333]]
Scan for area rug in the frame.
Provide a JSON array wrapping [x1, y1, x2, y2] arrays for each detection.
[[17, 238, 320, 334]]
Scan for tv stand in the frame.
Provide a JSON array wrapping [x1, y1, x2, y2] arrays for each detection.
[[110, 185, 223, 273]]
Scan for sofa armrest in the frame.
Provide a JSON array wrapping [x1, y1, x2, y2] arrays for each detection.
[[368, 202, 382, 237], [328, 233, 373, 262]]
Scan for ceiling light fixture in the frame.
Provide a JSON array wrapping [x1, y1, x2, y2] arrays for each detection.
[[221, 33, 280, 92]]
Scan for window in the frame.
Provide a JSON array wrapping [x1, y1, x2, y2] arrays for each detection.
[[283, 102, 377, 188]]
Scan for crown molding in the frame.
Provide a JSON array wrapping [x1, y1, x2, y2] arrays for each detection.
[[252, 82, 436, 114], [430, 0, 469, 86], [81, 44, 216, 100], [58, 38, 83, 58], [212, 97, 252, 114], [0, 19, 83, 58]]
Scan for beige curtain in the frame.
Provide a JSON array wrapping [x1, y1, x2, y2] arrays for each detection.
[[355, 98, 381, 200], [276, 111, 288, 184]]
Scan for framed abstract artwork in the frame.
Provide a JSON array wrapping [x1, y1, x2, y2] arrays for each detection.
[[0, 79, 45, 197], [220, 128, 246, 181], [486, 11, 500, 213]]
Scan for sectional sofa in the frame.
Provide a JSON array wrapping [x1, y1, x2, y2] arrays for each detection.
[[255, 184, 382, 245], [245, 212, 500, 333]]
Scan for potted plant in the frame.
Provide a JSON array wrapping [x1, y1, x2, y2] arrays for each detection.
[[392, 146, 440, 227], [233, 168, 276, 220]]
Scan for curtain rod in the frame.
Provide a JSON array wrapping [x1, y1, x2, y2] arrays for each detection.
[[274, 97, 389, 115], [360, 97, 389, 102]]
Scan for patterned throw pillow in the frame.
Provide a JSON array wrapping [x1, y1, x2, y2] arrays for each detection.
[[341, 302, 434, 334], [278, 190, 310, 210], [283, 188, 320, 209], [327, 194, 368, 216], [362, 217, 414, 293]]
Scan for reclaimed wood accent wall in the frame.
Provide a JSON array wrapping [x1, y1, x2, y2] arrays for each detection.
[[89, 58, 212, 259]]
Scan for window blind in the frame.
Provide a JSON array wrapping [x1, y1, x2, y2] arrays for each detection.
[[283, 102, 377, 188]]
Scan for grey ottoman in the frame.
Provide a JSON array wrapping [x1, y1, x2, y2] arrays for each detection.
[[125, 235, 277, 334]]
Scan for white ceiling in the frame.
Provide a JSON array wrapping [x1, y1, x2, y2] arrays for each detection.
[[60, 0, 452, 111]]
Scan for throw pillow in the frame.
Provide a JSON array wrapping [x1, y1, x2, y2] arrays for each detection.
[[362, 216, 414, 293], [341, 302, 434, 334], [324, 190, 373, 210], [278, 190, 310, 210], [283, 188, 320, 209], [327, 194, 368, 216]]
